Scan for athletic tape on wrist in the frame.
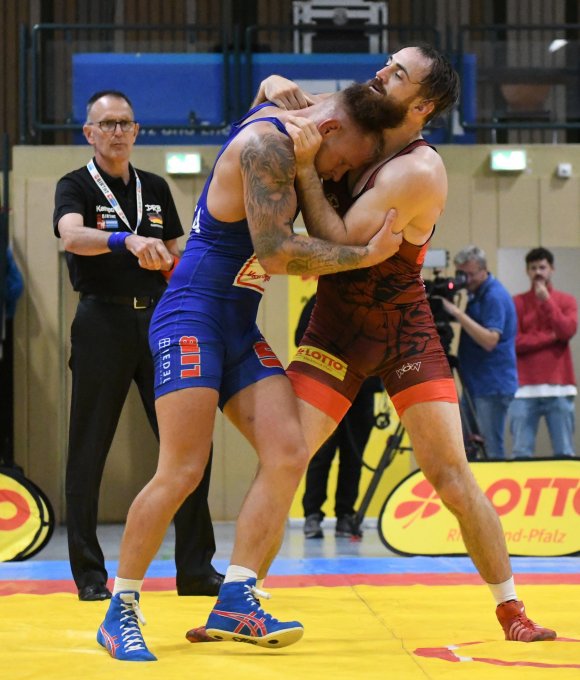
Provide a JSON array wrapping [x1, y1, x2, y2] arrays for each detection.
[[107, 231, 130, 252]]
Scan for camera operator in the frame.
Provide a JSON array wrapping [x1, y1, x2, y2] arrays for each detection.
[[438, 246, 517, 459]]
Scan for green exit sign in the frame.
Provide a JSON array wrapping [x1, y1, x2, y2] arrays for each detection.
[[165, 152, 202, 175], [490, 149, 527, 172]]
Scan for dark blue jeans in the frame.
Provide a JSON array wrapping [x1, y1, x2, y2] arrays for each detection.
[[509, 396, 575, 457], [461, 393, 513, 459]]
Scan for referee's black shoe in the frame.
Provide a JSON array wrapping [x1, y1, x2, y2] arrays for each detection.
[[177, 571, 224, 597], [78, 583, 112, 601]]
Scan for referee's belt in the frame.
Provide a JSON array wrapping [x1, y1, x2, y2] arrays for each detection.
[[80, 293, 159, 309]]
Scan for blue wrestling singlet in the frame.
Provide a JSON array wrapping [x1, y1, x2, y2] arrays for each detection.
[[149, 104, 288, 408]]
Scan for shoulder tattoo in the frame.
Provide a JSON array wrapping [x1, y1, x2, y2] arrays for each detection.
[[241, 133, 297, 254]]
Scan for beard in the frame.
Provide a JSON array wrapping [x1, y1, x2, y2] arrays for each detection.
[[342, 80, 409, 132]]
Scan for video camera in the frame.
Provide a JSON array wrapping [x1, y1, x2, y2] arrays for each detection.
[[425, 271, 468, 308], [422, 249, 468, 354]]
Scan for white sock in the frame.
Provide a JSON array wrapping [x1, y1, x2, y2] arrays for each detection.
[[224, 565, 257, 584], [487, 576, 517, 605], [113, 576, 143, 596]]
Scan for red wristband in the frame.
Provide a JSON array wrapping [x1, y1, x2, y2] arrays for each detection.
[[161, 255, 181, 281]]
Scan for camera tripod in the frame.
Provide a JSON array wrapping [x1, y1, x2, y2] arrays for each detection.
[[352, 354, 487, 534]]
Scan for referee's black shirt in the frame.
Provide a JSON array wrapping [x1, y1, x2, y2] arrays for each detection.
[[53, 159, 184, 297]]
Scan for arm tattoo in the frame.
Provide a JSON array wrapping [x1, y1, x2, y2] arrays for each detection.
[[240, 129, 369, 275], [241, 132, 297, 258], [284, 234, 368, 275]]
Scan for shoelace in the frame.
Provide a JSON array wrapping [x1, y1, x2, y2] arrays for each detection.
[[507, 610, 545, 642], [249, 585, 271, 601], [119, 596, 148, 652], [514, 612, 540, 630], [243, 584, 278, 621]]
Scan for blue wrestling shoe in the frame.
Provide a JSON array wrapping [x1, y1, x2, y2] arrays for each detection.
[[205, 578, 304, 648], [97, 591, 157, 661]]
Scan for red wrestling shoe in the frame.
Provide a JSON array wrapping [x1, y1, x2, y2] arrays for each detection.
[[496, 600, 556, 642], [185, 625, 220, 643]]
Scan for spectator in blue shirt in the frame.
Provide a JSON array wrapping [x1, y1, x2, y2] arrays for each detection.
[[440, 245, 517, 459]]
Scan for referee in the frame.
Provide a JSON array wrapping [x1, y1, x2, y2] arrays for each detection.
[[53, 90, 222, 601]]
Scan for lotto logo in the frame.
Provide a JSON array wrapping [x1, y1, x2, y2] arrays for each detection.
[[293, 345, 347, 380], [380, 459, 580, 557]]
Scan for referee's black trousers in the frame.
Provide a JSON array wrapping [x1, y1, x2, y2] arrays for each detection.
[[65, 297, 216, 590]]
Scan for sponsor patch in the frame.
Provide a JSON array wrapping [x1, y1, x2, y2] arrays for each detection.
[[293, 345, 347, 381], [157, 337, 172, 384], [96, 213, 119, 230], [233, 255, 271, 294], [254, 340, 283, 369], [179, 335, 201, 378], [147, 214, 163, 228], [396, 361, 421, 379]]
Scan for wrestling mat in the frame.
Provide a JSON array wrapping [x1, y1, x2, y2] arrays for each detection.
[[1, 557, 579, 680]]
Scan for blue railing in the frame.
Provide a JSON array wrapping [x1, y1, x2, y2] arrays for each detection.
[[19, 22, 580, 144]]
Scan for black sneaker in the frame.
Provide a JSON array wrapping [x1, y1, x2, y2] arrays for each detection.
[[335, 514, 363, 538], [78, 583, 112, 601], [303, 513, 323, 539], [177, 571, 224, 596]]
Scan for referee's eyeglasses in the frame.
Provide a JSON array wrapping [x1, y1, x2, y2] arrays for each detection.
[[89, 119, 136, 133]]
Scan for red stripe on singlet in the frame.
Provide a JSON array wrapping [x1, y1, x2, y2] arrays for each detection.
[[391, 378, 458, 416], [287, 371, 351, 423]]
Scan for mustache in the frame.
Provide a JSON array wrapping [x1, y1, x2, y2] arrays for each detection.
[[368, 77, 386, 96]]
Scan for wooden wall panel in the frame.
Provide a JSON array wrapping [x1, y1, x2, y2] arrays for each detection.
[[1, 1, 37, 146], [19, 178, 63, 505], [539, 176, 580, 247], [497, 175, 541, 248], [433, 172, 471, 259], [259, 0, 292, 26], [437, 147, 498, 268], [469, 176, 499, 270], [11, 169, 30, 478]]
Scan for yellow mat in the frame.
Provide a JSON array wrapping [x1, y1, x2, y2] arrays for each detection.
[[1, 585, 578, 680]]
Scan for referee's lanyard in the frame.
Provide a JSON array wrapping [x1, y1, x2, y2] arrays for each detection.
[[87, 159, 143, 233]]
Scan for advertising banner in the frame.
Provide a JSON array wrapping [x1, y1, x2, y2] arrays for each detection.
[[379, 458, 580, 557], [0, 467, 55, 561]]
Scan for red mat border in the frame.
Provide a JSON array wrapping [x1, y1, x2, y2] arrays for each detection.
[[1, 572, 579, 595]]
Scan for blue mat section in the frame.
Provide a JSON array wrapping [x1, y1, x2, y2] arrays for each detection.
[[2, 556, 579, 581]]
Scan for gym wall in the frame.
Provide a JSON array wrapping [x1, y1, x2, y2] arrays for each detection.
[[10, 143, 580, 521]]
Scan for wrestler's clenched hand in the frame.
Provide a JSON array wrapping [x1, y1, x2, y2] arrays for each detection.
[[284, 115, 322, 170], [366, 208, 402, 264]]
